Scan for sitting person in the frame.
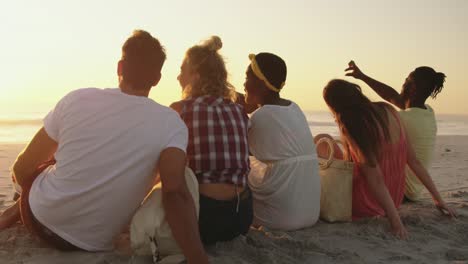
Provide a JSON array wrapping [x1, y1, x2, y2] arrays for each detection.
[[316, 79, 456, 239], [170, 36, 252, 245], [244, 52, 320, 230], [0, 30, 208, 263], [345, 61, 446, 201]]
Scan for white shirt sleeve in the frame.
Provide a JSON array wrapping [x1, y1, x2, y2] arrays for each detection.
[[164, 116, 189, 153], [43, 93, 71, 141]]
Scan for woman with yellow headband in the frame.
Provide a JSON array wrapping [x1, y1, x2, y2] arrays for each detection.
[[245, 53, 321, 230]]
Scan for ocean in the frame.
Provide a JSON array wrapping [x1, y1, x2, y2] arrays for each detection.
[[0, 110, 467, 144], [306, 111, 468, 138]]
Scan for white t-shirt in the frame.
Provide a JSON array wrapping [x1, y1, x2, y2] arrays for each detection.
[[248, 102, 320, 230], [29, 88, 188, 251]]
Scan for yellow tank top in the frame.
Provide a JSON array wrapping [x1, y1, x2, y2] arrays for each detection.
[[399, 105, 437, 201]]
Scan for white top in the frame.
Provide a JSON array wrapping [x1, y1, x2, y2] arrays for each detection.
[[248, 102, 320, 230], [29, 88, 188, 251]]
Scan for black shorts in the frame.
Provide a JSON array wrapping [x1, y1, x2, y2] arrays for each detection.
[[198, 188, 253, 245]]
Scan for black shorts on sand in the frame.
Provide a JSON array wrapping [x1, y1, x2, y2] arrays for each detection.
[[198, 188, 253, 245]]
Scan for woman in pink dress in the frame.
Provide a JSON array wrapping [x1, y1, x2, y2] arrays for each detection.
[[316, 79, 456, 239]]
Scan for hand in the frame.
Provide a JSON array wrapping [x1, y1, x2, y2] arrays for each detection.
[[390, 221, 409, 240], [435, 201, 458, 218], [345, 60, 365, 80]]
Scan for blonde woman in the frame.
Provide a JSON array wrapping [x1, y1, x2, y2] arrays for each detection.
[[170, 36, 252, 245]]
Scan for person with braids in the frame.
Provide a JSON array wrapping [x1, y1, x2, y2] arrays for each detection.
[[170, 36, 252, 245], [244, 53, 321, 230], [316, 79, 456, 239], [345, 61, 446, 201]]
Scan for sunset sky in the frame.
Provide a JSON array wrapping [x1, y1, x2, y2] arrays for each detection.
[[1, 0, 467, 116]]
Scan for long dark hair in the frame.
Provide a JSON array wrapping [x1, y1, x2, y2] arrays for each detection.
[[324, 79, 391, 166]]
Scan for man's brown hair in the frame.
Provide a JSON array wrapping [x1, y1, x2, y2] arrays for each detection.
[[121, 30, 166, 90]]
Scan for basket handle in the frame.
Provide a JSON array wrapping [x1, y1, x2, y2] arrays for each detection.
[[316, 137, 335, 169]]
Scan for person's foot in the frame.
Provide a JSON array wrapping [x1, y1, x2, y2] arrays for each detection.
[[0, 201, 21, 231]]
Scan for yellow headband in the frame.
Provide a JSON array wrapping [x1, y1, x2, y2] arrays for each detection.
[[249, 54, 285, 93]]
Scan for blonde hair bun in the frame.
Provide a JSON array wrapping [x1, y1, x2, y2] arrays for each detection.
[[203, 36, 223, 52]]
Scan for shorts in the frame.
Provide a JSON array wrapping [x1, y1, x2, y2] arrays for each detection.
[[198, 187, 253, 245]]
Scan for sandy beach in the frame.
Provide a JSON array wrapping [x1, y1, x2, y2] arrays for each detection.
[[1, 136, 467, 264]]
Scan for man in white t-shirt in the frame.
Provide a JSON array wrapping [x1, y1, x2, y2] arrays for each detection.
[[0, 30, 208, 264]]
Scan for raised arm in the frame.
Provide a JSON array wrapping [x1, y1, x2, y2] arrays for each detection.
[[345, 61, 406, 109], [158, 147, 209, 264], [405, 131, 457, 217], [360, 164, 408, 239], [12, 127, 58, 187]]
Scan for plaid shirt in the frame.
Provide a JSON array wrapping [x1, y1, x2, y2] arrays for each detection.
[[180, 95, 250, 187]]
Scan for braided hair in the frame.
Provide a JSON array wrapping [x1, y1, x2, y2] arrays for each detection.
[[412, 66, 446, 99]]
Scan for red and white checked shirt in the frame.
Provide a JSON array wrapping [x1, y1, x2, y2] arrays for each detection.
[[179, 95, 250, 187]]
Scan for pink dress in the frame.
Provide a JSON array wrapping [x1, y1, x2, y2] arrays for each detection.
[[352, 110, 408, 220]]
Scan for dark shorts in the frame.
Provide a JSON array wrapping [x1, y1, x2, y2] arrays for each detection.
[[19, 160, 81, 251], [198, 187, 253, 245]]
